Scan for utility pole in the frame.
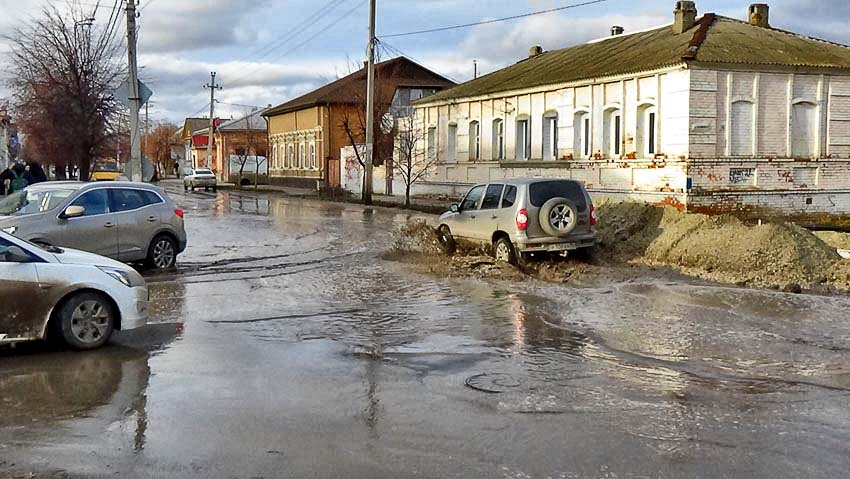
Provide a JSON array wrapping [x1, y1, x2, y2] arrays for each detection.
[[126, 0, 142, 182], [363, 0, 376, 205], [204, 72, 222, 169], [143, 102, 149, 159]]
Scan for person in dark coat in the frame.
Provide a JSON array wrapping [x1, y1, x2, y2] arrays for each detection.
[[27, 162, 48, 184]]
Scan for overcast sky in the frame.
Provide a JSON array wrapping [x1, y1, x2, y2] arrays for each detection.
[[1, 0, 849, 124]]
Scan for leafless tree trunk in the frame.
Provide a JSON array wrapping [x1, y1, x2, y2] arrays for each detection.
[[394, 117, 439, 208], [4, 3, 125, 181]]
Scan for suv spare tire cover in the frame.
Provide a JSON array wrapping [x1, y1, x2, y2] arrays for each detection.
[[539, 197, 579, 237]]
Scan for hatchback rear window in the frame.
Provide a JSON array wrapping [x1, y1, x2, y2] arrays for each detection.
[[528, 181, 587, 210], [142, 190, 164, 205]]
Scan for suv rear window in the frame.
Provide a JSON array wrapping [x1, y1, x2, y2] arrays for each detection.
[[528, 181, 587, 211]]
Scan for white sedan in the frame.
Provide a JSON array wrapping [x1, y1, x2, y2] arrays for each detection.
[[0, 231, 148, 350], [183, 167, 218, 192]]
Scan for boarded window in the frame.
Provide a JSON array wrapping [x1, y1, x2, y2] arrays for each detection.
[[542, 112, 558, 160], [447, 124, 457, 162], [730, 101, 754, 156], [427, 127, 437, 160], [791, 102, 817, 158]]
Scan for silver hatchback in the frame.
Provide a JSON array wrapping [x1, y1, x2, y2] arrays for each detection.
[[438, 178, 597, 265], [0, 181, 187, 270]]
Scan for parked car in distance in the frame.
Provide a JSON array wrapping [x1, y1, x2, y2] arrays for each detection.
[[437, 178, 598, 265], [0, 181, 187, 271], [0, 231, 148, 350], [184, 168, 217, 192]]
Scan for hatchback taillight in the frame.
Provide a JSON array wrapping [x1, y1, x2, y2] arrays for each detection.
[[175, 209, 184, 219], [589, 205, 598, 226], [516, 209, 529, 231]]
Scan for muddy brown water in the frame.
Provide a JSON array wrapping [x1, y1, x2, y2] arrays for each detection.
[[1, 186, 849, 478]]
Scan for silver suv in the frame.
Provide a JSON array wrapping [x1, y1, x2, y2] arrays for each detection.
[[438, 178, 597, 265], [0, 181, 187, 270]]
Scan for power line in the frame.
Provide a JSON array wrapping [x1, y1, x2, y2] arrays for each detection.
[[380, 0, 609, 38], [376, 38, 460, 84]]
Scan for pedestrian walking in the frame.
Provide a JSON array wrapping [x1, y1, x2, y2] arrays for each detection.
[[6, 163, 31, 194]]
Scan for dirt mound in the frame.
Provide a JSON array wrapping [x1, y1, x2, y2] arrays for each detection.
[[597, 201, 845, 291]]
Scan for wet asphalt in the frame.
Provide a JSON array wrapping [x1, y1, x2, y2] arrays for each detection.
[[1, 185, 850, 478]]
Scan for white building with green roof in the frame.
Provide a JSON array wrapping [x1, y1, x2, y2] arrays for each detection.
[[411, 1, 850, 219]]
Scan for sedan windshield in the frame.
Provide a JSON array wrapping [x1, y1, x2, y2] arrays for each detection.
[[0, 189, 76, 216]]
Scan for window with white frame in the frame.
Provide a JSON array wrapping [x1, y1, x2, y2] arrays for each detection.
[[427, 127, 437, 160], [603, 108, 622, 158], [287, 144, 294, 168], [299, 143, 306, 168], [730, 100, 755, 156], [468, 121, 480, 161], [636, 105, 656, 158], [516, 116, 531, 161], [791, 101, 817, 158], [542, 112, 558, 160], [309, 143, 316, 169], [492, 119, 504, 160], [573, 111, 591, 159], [447, 123, 457, 162]]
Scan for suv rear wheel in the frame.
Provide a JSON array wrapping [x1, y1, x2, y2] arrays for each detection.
[[494, 237, 522, 266], [148, 234, 177, 270]]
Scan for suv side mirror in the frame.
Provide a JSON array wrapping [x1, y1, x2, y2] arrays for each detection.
[[61, 205, 86, 219], [0, 245, 31, 263], [449, 204, 460, 214]]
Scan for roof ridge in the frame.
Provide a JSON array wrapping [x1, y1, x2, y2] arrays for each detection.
[[713, 14, 850, 50]]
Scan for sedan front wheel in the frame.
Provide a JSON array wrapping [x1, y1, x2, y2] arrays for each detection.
[[55, 292, 116, 350]]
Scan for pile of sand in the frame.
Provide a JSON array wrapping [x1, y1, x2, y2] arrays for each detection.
[[596, 201, 849, 292]]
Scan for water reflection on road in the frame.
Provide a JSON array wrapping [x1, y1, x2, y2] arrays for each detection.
[[1, 186, 849, 478]]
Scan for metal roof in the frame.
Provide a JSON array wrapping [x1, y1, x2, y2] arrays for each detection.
[[418, 15, 850, 105]]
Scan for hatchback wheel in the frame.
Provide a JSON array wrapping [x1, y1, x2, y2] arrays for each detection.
[[56, 292, 115, 350], [148, 235, 177, 270]]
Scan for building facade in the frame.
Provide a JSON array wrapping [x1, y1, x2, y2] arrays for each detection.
[[213, 111, 269, 183], [413, 2, 850, 216], [264, 57, 455, 189]]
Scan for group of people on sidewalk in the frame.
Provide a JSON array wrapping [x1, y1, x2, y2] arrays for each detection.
[[0, 162, 48, 196]]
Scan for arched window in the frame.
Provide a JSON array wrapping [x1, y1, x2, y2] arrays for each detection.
[[447, 123, 458, 162], [287, 144, 294, 168], [573, 111, 590, 159], [636, 105, 657, 158], [299, 143, 306, 168], [542, 112, 558, 160], [492, 119, 504, 160], [309, 143, 317, 169], [468, 120, 480, 161], [791, 101, 818, 158], [516, 115, 531, 161], [603, 108, 622, 158], [730, 100, 754, 156]]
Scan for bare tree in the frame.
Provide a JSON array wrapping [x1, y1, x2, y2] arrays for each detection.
[[145, 121, 180, 178], [5, 3, 125, 180], [393, 117, 440, 208], [231, 111, 261, 190]]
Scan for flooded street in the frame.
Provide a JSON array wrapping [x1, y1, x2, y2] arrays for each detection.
[[2, 186, 850, 478]]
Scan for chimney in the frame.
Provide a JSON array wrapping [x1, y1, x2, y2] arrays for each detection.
[[529, 45, 544, 58], [672, 1, 698, 34], [748, 3, 769, 28], [611, 25, 625, 36]]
